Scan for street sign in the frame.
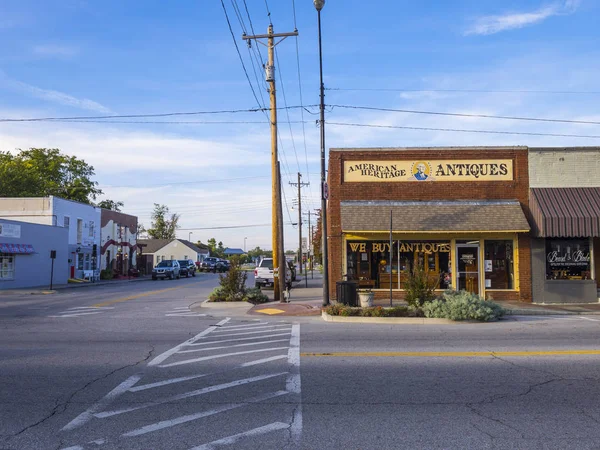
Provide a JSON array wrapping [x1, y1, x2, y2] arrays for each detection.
[[323, 182, 329, 200], [302, 237, 308, 253]]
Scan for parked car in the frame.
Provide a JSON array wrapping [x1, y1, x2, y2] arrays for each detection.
[[254, 258, 291, 289], [152, 260, 181, 280], [199, 257, 219, 272], [215, 259, 230, 273], [178, 259, 196, 277]]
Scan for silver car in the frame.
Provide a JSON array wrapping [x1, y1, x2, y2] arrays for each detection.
[[152, 260, 181, 280]]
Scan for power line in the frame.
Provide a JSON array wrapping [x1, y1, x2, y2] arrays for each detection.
[[332, 104, 600, 126], [327, 87, 600, 95], [275, 48, 301, 174], [220, 0, 268, 111], [0, 105, 315, 123], [327, 122, 600, 139], [30, 120, 308, 125]]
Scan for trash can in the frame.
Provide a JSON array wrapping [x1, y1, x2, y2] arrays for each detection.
[[336, 281, 358, 306]]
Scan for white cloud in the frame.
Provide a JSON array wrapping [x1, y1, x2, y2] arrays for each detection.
[[0, 71, 111, 113], [465, 0, 580, 36], [33, 44, 79, 58]]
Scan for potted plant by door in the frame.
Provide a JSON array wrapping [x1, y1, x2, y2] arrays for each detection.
[[357, 288, 374, 307]]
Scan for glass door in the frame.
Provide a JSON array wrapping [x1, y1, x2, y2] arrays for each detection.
[[456, 244, 479, 294]]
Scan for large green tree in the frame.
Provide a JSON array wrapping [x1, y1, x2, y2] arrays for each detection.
[[146, 204, 180, 239], [0, 148, 102, 203]]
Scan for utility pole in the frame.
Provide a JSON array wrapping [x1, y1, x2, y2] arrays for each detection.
[[243, 24, 298, 301], [289, 172, 309, 276], [303, 209, 316, 279]]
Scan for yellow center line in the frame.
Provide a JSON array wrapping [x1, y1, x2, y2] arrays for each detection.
[[300, 350, 600, 358], [92, 286, 187, 307]]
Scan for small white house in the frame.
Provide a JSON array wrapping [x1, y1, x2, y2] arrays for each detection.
[[137, 239, 209, 274]]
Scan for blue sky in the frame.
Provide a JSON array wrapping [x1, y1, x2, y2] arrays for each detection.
[[1, 0, 599, 251]]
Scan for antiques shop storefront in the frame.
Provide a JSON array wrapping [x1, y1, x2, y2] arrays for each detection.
[[328, 147, 533, 302]]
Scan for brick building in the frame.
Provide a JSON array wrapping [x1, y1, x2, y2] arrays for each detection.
[[327, 146, 532, 303]]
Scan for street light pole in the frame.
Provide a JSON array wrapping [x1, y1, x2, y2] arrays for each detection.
[[244, 237, 247, 253], [314, 0, 329, 306]]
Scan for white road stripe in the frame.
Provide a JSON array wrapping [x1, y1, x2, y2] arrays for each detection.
[[205, 327, 291, 339], [60, 446, 84, 450], [67, 306, 114, 310], [159, 347, 290, 368], [189, 422, 290, 450], [99, 372, 288, 418], [219, 322, 270, 330], [122, 390, 289, 437], [165, 313, 206, 317], [240, 355, 289, 367], [148, 317, 230, 367], [186, 332, 292, 346], [173, 307, 189, 310], [579, 317, 600, 322], [287, 323, 302, 445], [49, 311, 104, 318], [129, 374, 208, 392], [213, 324, 286, 333], [178, 339, 290, 354], [62, 374, 142, 431]]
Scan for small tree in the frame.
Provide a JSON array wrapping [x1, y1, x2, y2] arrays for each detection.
[[208, 256, 268, 304], [97, 199, 124, 211], [404, 261, 439, 308], [147, 204, 179, 239]]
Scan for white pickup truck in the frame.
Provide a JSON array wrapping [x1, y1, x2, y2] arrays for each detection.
[[254, 258, 291, 289]]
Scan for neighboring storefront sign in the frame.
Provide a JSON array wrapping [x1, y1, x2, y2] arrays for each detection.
[[344, 160, 513, 182], [0, 223, 21, 238], [348, 242, 451, 253]]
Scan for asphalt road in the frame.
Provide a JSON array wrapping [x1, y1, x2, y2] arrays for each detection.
[[3, 276, 600, 449]]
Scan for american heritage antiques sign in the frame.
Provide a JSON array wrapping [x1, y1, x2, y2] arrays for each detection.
[[344, 160, 513, 182]]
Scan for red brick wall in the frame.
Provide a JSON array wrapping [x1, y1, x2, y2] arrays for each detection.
[[327, 147, 532, 302]]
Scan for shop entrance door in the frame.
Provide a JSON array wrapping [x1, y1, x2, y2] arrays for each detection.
[[456, 244, 479, 294]]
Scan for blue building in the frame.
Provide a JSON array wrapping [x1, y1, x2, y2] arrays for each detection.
[[0, 219, 68, 289]]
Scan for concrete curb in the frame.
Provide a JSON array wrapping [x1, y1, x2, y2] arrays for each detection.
[[199, 298, 255, 311], [321, 311, 477, 324], [505, 309, 600, 316]]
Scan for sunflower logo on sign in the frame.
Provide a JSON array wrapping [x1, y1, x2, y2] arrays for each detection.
[[410, 161, 433, 181]]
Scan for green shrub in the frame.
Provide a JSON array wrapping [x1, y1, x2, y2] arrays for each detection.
[[99, 269, 113, 280], [404, 263, 439, 308], [323, 304, 413, 317], [244, 287, 269, 304], [422, 290, 506, 321], [208, 286, 227, 302]]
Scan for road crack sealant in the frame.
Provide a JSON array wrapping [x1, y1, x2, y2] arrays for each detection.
[[6, 345, 155, 443]]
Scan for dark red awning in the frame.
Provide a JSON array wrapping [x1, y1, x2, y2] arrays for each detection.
[[530, 188, 600, 237], [0, 243, 35, 254]]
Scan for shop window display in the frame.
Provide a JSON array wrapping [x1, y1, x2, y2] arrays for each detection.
[[546, 238, 591, 280], [346, 240, 451, 290]]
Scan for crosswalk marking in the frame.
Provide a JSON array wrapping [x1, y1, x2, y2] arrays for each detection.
[[159, 347, 290, 368], [206, 326, 292, 338], [189, 421, 290, 450], [177, 339, 290, 354], [187, 332, 292, 346], [49, 306, 114, 318], [98, 372, 288, 419], [122, 390, 289, 437]]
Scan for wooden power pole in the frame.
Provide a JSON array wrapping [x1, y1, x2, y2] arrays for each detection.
[[243, 24, 297, 301], [289, 172, 309, 276]]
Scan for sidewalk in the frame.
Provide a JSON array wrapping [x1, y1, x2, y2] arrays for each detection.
[[249, 271, 324, 316], [251, 274, 600, 316], [0, 275, 151, 296]]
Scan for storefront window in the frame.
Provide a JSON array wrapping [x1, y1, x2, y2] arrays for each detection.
[[346, 240, 451, 289], [0, 253, 15, 280], [484, 240, 514, 289], [546, 238, 591, 280], [78, 253, 84, 270]]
